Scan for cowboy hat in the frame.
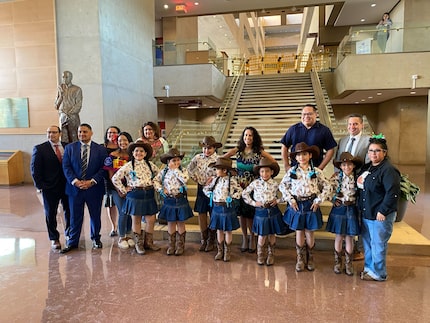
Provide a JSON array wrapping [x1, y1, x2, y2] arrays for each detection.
[[208, 157, 237, 175], [160, 147, 185, 164], [199, 136, 222, 149], [253, 158, 280, 178], [289, 142, 320, 160], [128, 142, 153, 161], [333, 152, 363, 169]]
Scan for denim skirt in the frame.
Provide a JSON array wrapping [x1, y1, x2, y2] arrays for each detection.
[[158, 196, 194, 222], [122, 189, 158, 217], [252, 206, 288, 236], [209, 204, 240, 231], [283, 200, 323, 231], [326, 205, 360, 236]]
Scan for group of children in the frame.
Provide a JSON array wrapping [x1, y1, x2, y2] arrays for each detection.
[[111, 135, 364, 275]]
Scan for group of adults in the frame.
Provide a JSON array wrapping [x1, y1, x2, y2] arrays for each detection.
[[31, 103, 399, 281]]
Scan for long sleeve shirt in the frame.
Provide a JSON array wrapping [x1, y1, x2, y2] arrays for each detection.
[[187, 153, 218, 185], [111, 159, 159, 195], [279, 166, 331, 204], [203, 176, 242, 202], [330, 172, 357, 203], [242, 178, 282, 207], [154, 167, 189, 196]]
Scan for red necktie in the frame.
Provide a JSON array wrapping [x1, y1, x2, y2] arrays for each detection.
[[55, 144, 62, 162]]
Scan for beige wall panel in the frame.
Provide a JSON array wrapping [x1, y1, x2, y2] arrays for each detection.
[[13, 0, 54, 24], [16, 67, 57, 90], [0, 3, 13, 25], [0, 69, 17, 92], [0, 25, 14, 47], [15, 45, 55, 68], [13, 22, 55, 46], [29, 110, 58, 129], [0, 48, 16, 68]]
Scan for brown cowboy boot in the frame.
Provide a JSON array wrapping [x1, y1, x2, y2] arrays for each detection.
[[334, 250, 343, 274], [133, 231, 145, 255], [175, 231, 186, 256], [257, 243, 266, 265], [224, 242, 232, 262], [205, 229, 216, 252], [295, 244, 306, 272], [306, 244, 315, 271], [166, 232, 176, 255], [345, 251, 354, 276], [266, 243, 275, 266], [144, 231, 160, 251], [199, 229, 208, 252], [215, 241, 224, 260]]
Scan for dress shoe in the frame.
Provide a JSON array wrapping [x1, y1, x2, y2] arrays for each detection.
[[51, 240, 61, 250], [92, 240, 103, 249], [60, 245, 78, 254]]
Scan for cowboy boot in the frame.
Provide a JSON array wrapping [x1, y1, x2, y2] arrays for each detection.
[[345, 251, 354, 276], [306, 244, 315, 271], [266, 243, 275, 266], [166, 232, 176, 255], [205, 229, 216, 252], [175, 231, 186, 256], [295, 244, 306, 272], [257, 243, 266, 265], [199, 229, 208, 252], [334, 250, 343, 274], [224, 242, 232, 262], [144, 231, 160, 251], [133, 231, 145, 255], [215, 241, 224, 260]]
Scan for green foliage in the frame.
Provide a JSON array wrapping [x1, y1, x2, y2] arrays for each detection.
[[400, 174, 420, 204]]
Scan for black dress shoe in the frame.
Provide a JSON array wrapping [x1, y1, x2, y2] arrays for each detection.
[[92, 240, 103, 249], [60, 245, 77, 254]]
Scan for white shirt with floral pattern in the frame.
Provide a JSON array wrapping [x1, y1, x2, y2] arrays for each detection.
[[111, 159, 159, 195], [330, 172, 357, 203], [187, 153, 218, 185], [242, 178, 282, 207], [154, 166, 189, 196], [203, 176, 242, 202]]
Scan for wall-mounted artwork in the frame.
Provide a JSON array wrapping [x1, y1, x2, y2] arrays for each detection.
[[0, 98, 29, 128]]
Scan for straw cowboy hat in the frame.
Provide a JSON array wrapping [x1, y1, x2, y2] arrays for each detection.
[[128, 142, 153, 161], [333, 152, 363, 169], [289, 142, 320, 160], [160, 147, 185, 164], [208, 157, 237, 175], [199, 136, 222, 149], [253, 158, 280, 178]]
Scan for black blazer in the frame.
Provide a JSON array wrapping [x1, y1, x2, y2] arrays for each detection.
[[31, 141, 68, 190]]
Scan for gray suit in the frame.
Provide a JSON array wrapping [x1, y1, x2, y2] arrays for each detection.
[[335, 134, 371, 171]]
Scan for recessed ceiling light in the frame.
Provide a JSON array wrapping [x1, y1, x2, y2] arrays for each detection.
[[361, 18, 366, 22], [368, 96, 373, 99], [410, 91, 416, 94], [361, 99, 366, 102], [371, 4, 376, 8], [194, 2, 199, 5], [355, 101, 360, 104], [377, 92, 382, 95], [163, 4, 169, 9]]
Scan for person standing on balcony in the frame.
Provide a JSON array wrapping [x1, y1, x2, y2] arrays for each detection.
[[136, 121, 169, 161], [376, 12, 392, 53], [223, 126, 277, 253], [280, 104, 337, 172]]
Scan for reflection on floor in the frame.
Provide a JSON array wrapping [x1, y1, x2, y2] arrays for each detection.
[[0, 165, 429, 322]]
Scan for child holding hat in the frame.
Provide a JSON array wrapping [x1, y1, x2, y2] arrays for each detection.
[[203, 157, 242, 262], [242, 158, 286, 266], [279, 142, 331, 272], [327, 152, 363, 276], [154, 148, 193, 256]]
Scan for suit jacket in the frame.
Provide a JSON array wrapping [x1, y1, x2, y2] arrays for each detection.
[[335, 134, 371, 170], [31, 141, 68, 190], [62, 141, 108, 197]]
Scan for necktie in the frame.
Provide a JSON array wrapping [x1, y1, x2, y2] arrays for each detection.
[[81, 144, 88, 179], [54, 144, 62, 162], [346, 137, 355, 153]]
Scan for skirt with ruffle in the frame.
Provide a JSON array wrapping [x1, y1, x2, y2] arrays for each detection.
[[122, 189, 158, 217], [326, 205, 360, 236], [283, 200, 323, 231], [158, 196, 194, 222], [209, 204, 240, 231], [252, 206, 289, 235]]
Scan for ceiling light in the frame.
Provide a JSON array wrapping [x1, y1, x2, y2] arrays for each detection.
[[371, 4, 376, 7], [410, 91, 416, 94], [355, 101, 360, 104], [377, 92, 382, 95], [361, 18, 366, 22], [163, 4, 169, 9], [361, 99, 366, 102], [194, 2, 199, 5], [368, 96, 373, 99]]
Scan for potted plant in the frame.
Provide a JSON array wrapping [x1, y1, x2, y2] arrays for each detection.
[[396, 173, 420, 222]]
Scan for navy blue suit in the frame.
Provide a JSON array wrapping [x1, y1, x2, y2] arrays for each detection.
[[62, 141, 108, 247], [31, 141, 70, 241]]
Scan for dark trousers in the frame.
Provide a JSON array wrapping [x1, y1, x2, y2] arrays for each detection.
[[42, 188, 70, 241], [67, 190, 103, 247]]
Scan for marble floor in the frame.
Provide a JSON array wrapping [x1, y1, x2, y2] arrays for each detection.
[[1, 165, 429, 323]]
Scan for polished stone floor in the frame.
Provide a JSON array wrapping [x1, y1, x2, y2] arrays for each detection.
[[1, 165, 429, 322]]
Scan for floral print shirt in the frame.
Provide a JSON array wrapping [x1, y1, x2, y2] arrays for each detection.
[[203, 176, 243, 202], [279, 166, 331, 204], [154, 167, 189, 196], [330, 172, 357, 203], [187, 153, 218, 185], [111, 159, 159, 195], [236, 150, 262, 189], [242, 178, 282, 207]]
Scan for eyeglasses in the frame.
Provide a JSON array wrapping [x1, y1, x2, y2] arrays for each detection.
[[368, 149, 384, 153]]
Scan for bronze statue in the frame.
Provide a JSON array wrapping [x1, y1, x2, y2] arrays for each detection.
[[54, 71, 83, 143]]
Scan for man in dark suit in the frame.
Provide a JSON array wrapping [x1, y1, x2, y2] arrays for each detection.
[[31, 125, 70, 250], [60, 123, 108, 253]]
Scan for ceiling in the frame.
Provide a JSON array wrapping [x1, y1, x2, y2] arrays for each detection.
[[155, 1, 428, 106]]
